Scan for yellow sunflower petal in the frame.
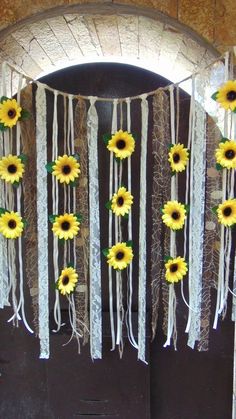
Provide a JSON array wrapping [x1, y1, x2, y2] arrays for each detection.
[[165, 256, 188, 283], [111, 186, 133, 216], [215, 140, 236, 169], [217, 199, 236, 226], [0, 99, 22, 128], [0, 211, 24, 239], [52, 213, 80, 240], [52, 154, 81, 184], [216, 80, 236, 111], [162, 200, 186, 230], [0, 154, 25, 184], [57, 266, 78, 295], [168, 143, 189, 173], [107, 130, 135, 159], [107, 242, 133, 270]]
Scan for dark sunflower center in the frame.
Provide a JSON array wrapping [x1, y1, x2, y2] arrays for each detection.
[[116, 139, 126, 150], [116, 251, 124, 260], [226, 91, 236, 102], [8, 109, 16, 119], [225, 149, 235, 160], [223, 206, 232, 217], [173, 153, 180, 163], [8, 220, 16, 229], [61, 221, 70, 231], [117, 197, 124, 207], [62, 275, 69, 286], [62, 165, 71, 175], [172, 211, 180, 220], [170, 263, 178, 273], [8, 164, 17, 174]]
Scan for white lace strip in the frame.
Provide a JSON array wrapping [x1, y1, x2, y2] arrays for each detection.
[[138, 94, 148, 363], [36, 83, 49, 359], [87, 97, 102, 359], [187, 91, 206, 348]]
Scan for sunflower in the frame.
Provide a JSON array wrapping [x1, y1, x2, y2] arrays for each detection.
[[0, 154, 25, 184], [168, 143, 189, 173], [0, 98, 22, 128], [0, 211, 24, 239], [213, 80, 236, 112], [107, 130, 135, 159], [216, 199, 236, 227], [162, 200, 186, 230], [52, 213, 80, 240], [111, 187, 133, 216], [215, 140, 236, 169], [165, 257, 188, 283], [107, 242, 133, 270], [52, 155, 80, 184], [57, 266, 78, 295]]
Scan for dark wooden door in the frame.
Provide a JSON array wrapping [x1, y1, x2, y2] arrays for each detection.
[[0, 63, 233, 419]]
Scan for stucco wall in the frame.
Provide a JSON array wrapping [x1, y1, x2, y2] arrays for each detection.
[[0, 0, 235, 52]]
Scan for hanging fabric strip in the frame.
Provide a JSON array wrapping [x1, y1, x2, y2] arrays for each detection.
[[138, 94, 148, 363], [187, 77, 206, 349], [151, 90, 171, 339], [87, 97, 102, 360], [74, 98, 90, 344], [21, 84, 39, 333], [36, 83, 49, 359]]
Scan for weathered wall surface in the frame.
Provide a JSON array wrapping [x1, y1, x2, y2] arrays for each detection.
[[0, 0, 235, 52]]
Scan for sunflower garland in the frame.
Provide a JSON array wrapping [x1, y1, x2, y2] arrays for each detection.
[[162, 200, 188, 230], [168, 143, 189, 173], [50, 213, 82, 240], [0, 209, 26, 239], [211, 80, 236, 112], [56, 266, 78, 295], [103, 241, 133, 270], [104, 130, 135, 160], [213, 199, 236, 227], [0, 97, 30, 131], [106, 186, 133, 217], [0, 154, 27, 185], [46, 154, 81, 186], [215, 138, 236, 170], [165, 256, 188, 283]]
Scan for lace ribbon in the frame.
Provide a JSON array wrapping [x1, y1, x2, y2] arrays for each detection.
[[36, 83, 49, 359], [87, 97, 102, 359], [138, 94, 148, 363]]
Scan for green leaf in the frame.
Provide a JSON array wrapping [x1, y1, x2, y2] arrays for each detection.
[[233, 108, 236, 114], [185, 204, 190, 214], [126, 240, 133, 248], [168, 143, 174, 150], [123, 213, 129, 219], [164, 256, 173, 263], [12, 181, 20, 188], [114, 156, 121, 164], [160, 207, 164, 214], [18, 154, 28, 163], [58, 238, 65, 245], [216, 163, 223, 171], [0, 207, 6, 215], [0, 123, 7, 132], [132, 132, 137, 141], [19, 108, 31, 121], [212, 206, 218, 215], [0, 96, 9, 103], [220, 137, 229, 143], [45, 162, 54, 173], [211, 91, 218, 101], [103, 134, 111, 145], [73, 153, 80, 162], [105, 200, 112, 210], [171, 171, 176, 177], [69, 180, 78, 187], [67, 262, 74, 268], [75, 213, 83, 223], [102, 247, 109, 257], [22, 219, 27, 228], [49, 214, 57, 223], [54, 280, 59, 291]]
